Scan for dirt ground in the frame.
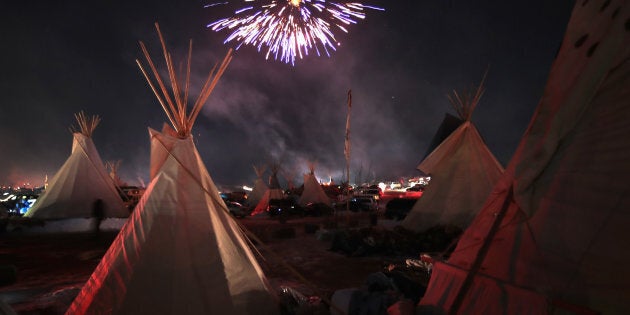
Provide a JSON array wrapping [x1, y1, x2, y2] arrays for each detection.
[[0, 213, 422, 314]]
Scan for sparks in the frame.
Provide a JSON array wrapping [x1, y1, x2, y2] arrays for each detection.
[[206, 0, 383, 65]]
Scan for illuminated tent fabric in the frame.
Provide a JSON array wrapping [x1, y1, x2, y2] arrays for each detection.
[[67, 129, 276, 314], [419, 1, 630, 314], [250, 163, 285, 216], [402, 80, 503, 232], [67, 25, 276, 314], [247, 165, 267, 207], [25, 115, 127, 219], [298, 163, 332, 207]]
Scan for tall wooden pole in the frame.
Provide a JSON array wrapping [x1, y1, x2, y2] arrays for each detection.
[[344, 90, 352, 214]]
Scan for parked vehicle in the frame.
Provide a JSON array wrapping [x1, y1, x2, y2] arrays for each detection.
[[404, 185, 424, 198], [226, 201, 250, 218], [357, 188, 382, 201], [302, 202, 334, 216], [267, 199, 303, 217], [334, 197, 378, 212]]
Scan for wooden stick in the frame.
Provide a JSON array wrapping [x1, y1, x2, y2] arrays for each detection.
[[138, 41, 180, 134], [136, 59, 178, 130], [140, 23, 232, 138]]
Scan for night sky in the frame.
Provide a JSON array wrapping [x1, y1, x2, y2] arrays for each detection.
[[0, 1, 574, 189]]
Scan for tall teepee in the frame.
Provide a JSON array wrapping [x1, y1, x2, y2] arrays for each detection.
[[419, 2, 630, 314], [402, 74, 504, 231], [25, 111, 127, 219], [248, 164, 267, 207], [251, 162, 285, 216], [67, 24, 276, 314], [298, 162, 331, 206]]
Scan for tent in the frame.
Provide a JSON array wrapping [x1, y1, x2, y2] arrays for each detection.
[[282, 168, 297, 191], [419, 2, 630, 314], [25, 112, 127, 219], [298, 162, 332, 207], [247, 164, 267, 207], [105, 160, 126, 187], [251, 162, 285, 216], [402, 75, 504, 232], [67, 24, 277, 314]]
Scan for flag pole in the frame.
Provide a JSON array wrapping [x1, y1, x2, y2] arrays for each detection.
[[345, 90, 352, 215]]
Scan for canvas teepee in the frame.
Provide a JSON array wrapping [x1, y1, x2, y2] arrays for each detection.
[[282, 167, 297, 191], [248, 164, 268, 207], [25, 112, 127, 219], [66, 24, 276, 314], [106, 160, 126, 187], [298, 162, 331, 206], [251, 162, 285, 216], [419, 1, 630, 314], [402, 75, 504, 232]]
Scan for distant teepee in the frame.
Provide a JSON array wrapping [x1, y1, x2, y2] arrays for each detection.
[[105, 160, 126, 187], [298, 162, 331, 206], [248, 164, 268, 207], [251, 161, 285, 216], [281, 167, 297, 191], [402, 74, 504, 231], [25, 111, 127, 219], [67, 24, 276, 314]]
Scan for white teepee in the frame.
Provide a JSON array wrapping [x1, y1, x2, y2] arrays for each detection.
[[298, 162, 331, 206], [25, 112, 127, 219], [106, 160, 126, 187], [402, 75, 504, 231], [251, 162, 284, 216], [419, 2, 630, 314], [247, 164, 268, 207], [67, 24, 276, 314]]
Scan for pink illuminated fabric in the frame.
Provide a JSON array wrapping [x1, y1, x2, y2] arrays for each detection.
[[420, 1, 630, 313]]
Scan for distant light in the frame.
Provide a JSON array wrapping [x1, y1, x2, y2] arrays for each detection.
[[242, 185, 253, 191], [0, 194, 15, 202], [378, 182, 386, 192]]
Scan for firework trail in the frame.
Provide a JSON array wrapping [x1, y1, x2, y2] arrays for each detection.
[[206, 0, 383, 65]]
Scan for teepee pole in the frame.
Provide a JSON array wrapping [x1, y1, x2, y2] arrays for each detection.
[[136, 59, 178, 130], [137, 23, 232, 137], [447, 70, 489, 121], [137, 42, 180, 132], [188, 50, 233, 131]]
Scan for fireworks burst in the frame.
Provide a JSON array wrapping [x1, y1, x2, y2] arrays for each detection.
[[206, 0, 384, 65]]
